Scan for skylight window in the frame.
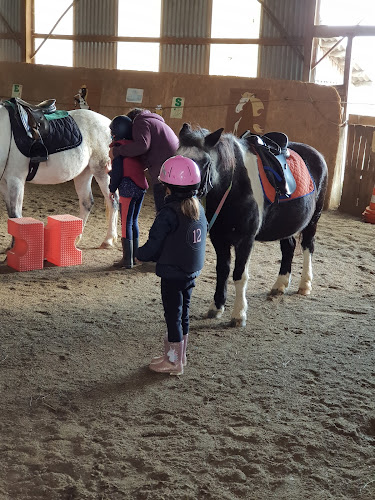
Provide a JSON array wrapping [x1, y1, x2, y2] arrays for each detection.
[[118, 0, 161, 37], [33, 0, 73, 66], [117, 0, 161, 71], [209, 0, 261, 77], [319, 0, 375, 26]]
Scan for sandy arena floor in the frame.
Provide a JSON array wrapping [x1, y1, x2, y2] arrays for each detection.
[[0, 181, 374, 500]]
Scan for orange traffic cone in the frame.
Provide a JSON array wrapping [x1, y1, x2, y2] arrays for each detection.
[[362, 184, 375, 224]]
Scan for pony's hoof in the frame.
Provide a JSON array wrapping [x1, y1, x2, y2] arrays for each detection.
[[298, 287, 311, 296], [206, 303, 225, 319], [270, 274, 290, 295], [99, 241, 113, 249], [230, 317, 246, 328], [207, 309, 222, 319]]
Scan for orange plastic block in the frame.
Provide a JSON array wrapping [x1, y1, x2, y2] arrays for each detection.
[[44, 215, 83, 266], [7, 217, 44, 272]]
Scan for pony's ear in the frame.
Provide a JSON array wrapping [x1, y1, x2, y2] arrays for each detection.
[[179, 122, 192, 138], [205, 128, 224, 149]]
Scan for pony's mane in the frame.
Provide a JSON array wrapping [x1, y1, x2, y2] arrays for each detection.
[[180, 126, 237, 172], [217, 132, 237, 172]]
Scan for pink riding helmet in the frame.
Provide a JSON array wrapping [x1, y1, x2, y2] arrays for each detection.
[[159, 155, 201, 188]]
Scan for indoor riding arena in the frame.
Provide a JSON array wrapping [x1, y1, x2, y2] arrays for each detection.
[[0, 1, 374, 499]]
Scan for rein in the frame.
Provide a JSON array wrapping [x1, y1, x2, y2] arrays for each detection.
[[205, 156, 235, 231], [208, 180, 233, 231]]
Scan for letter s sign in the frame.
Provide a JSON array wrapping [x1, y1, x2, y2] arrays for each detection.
[[170, 97, 185, 119]]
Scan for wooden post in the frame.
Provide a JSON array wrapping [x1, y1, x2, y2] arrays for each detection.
[[204, 0, 213, 75], [302, 0, 319, 82], [342, 35, 354, 122], [20, 0, 33, 63]]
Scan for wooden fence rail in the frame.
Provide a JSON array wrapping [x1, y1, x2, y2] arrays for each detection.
[[339, 123, 375, 217]]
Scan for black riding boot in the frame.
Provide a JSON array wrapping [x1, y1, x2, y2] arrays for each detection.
[[113, 238, 133, 269], [133, 238, 139, 265]]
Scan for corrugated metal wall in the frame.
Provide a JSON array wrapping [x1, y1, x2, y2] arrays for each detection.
[[160, 0, 209, 74], [258, 0, 307, 80], [74, 0, 117, 69], [0, 0, 311, 79], [0, 0, 22, 62]]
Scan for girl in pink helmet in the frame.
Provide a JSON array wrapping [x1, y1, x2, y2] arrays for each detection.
[[136, 155, 208, 375]]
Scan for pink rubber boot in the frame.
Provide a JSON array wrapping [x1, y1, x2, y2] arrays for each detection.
[[150, 333, 168, 365], [182, 334, 188, 367], [149, 341, 184, 375], [150, 334, 188, 366]]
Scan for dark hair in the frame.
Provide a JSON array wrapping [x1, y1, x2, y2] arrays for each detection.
[[127, 108, 145, 121], [110, 115, 133, 140], [165, 187, 200, 220]]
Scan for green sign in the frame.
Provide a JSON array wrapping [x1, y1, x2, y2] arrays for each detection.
[[11, 84, 23, 98]]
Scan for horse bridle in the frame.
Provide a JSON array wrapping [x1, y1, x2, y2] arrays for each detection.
[[197, 158, 213, 199], [197, 156, 234, 231]]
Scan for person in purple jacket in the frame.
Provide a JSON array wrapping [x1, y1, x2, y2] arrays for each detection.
[[110, 108, 179, 212]]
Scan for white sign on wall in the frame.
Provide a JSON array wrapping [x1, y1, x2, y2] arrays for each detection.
[[170, 97, 185, 119], [11, 84, 23, 98], [126, 88, 144, 103]]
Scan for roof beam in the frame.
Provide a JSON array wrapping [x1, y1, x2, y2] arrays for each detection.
[[314, 25, 375, 38], [27, 34, 304, 46]]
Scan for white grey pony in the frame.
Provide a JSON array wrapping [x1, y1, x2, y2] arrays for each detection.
[[0, 105, 118, 249]]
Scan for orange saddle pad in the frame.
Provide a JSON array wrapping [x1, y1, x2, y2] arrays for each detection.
[[256, 149, 315, 204]]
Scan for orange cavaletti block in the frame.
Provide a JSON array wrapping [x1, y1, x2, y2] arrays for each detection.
[[7, 217, 44, 271], [362, 184, 375, 224], [44, 214, 83, 266]]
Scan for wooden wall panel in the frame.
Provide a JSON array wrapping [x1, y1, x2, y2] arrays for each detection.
[[340, 124, 375, 216]]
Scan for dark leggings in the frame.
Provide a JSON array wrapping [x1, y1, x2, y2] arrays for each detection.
[[161, 278, 195, 343], [119, 195, 144, 239]]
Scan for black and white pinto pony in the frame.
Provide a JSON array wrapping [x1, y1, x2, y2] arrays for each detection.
[[178, 123, 328, 327], [0, 104, 118, 249]]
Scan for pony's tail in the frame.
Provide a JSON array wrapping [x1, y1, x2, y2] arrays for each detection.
[[181, 197, 200, 220]]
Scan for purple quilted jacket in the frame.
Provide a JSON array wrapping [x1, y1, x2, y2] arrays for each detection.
[[112, 110, 179, 183]]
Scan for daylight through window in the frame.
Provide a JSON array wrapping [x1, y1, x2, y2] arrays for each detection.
[[117, 0, 161, 72], [34, 0, 73, 67], [209, 0, 261, 77]]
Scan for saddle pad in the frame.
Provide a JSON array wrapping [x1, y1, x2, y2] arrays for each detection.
[[45, 110, 70, 121], [4, 101, 82, 158], [256, 149, 315, 204], [43, 114, 82, 154]]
